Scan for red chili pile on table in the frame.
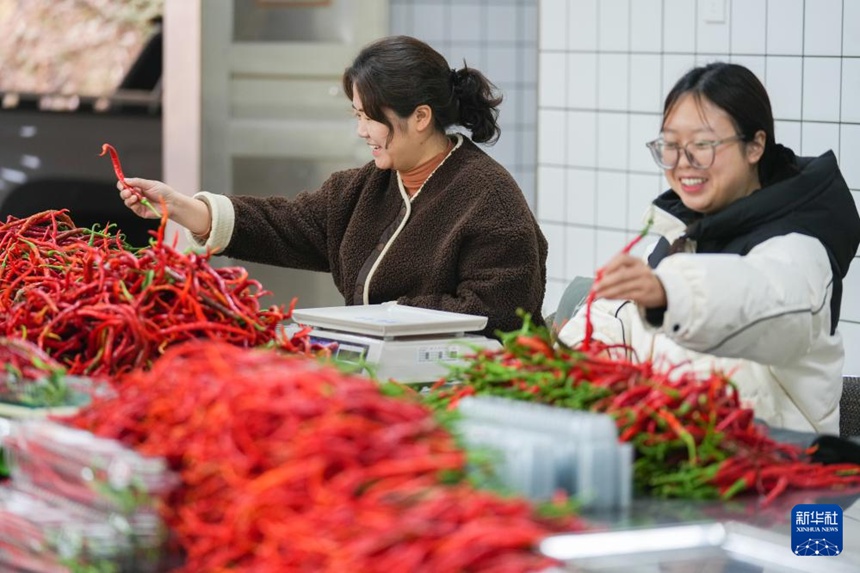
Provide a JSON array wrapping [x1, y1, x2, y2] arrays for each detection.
[[427, 317, 860, 506], [64, 341, 582, 573], [0, 209, 303, 378]]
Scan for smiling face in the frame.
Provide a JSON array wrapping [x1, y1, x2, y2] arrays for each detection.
[[352, 87, 395, 170], [662, 93, 764, 214], [353, 86, 431, 173]]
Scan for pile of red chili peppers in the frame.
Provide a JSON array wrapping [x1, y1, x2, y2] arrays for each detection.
[[64, 341, 582, 572], [427, 316, 860, 506], [0, 209, 304, 378]]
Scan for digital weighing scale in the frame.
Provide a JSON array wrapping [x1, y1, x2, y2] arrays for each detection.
[[288, 302, 502, 384]]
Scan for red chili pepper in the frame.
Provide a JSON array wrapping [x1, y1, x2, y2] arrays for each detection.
[[99, 143, 161, 217], [515, 334, 554, 357], [715, 407, 753, 433], [582, 214, 655, 350]]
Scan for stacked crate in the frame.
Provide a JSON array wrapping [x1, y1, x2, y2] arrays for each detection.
[[456, 395, 633, 509]]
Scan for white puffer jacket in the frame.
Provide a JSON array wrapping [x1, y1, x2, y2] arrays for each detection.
[[559, 211, 841, 434]]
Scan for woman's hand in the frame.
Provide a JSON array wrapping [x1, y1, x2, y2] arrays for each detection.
[[118, 177, 212, 237], [594, 253, 667, 309], [118, 177, 175, 219]]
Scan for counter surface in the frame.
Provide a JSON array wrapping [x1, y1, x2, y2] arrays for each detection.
[[541, 427, 860, 572]]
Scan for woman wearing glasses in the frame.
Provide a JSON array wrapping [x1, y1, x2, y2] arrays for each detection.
[[558, 62, 860, 434]]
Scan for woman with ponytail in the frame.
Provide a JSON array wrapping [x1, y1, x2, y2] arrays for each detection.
[[559, 62, 860, 434], [118, 36, 547, 337]]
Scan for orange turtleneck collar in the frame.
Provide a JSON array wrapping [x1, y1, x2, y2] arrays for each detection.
[[400, 137, 455, 196]]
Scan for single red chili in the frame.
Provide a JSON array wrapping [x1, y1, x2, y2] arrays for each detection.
[[100, 143, 161, 217], [582, 217, 655, 350]]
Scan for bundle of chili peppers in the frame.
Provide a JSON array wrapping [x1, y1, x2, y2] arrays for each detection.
[[0, 337, 63, 380], [426, 315, 860, 506], [0, 209, 309, 378], [0, 336, 70, 407], [64, 341, 582, 572]]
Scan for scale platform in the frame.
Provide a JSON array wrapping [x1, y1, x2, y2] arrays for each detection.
[[289, 303, 501, 384]]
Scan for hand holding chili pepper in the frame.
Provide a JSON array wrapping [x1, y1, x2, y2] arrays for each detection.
[[101, 143, 161, 218], [594, 253, 667, 309], [583, 214, 654, 349], [115, 176, 165, 219], [118, 177, 212, 238]]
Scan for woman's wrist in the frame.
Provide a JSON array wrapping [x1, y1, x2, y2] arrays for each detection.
[[172, 195, 212, 237], [189, 198, 213, 238]]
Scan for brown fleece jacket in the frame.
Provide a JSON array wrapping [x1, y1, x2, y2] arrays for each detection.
[[223, 136, 548, 337]]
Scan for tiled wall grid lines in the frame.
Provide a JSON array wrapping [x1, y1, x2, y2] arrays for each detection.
[[537, 0, 860, 373], [389, 0, 540, 205]]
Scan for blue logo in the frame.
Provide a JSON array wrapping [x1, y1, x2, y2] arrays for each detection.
[[791, 504, 843, 556]]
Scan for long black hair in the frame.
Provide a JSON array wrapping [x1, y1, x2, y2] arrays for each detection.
[[663, 62, 797, 186], [343, 35, 503, 144]]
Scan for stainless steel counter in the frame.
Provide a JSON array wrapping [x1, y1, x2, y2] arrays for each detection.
[[539, 427, 860, 572], [542, 491, 860, 572]]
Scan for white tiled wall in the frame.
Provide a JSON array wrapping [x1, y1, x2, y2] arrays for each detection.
[[537, 0, 860, 374], [389, 0, 538, 205]]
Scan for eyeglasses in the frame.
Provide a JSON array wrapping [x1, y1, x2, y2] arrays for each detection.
[[645, 134, 747, 170]]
